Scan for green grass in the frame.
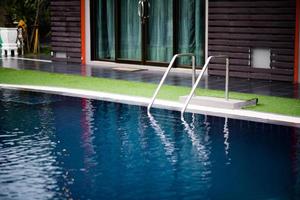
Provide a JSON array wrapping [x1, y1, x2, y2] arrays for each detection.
[[0, 68, 299, 116]]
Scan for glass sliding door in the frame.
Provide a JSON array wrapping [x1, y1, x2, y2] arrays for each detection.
[[91, 0, 204, 67], [178, 0, 204, 66], [118, 0, 142, 61], [146, 0, 173, 63], [94, 0, 115, 60]]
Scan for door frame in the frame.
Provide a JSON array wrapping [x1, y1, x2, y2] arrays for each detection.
[[89, 0, 204, 68]]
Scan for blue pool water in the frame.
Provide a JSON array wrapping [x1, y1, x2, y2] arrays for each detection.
[[0, 89, 300, 200]]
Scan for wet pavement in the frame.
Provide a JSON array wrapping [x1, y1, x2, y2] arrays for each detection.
[[0, 56, 299, 99]]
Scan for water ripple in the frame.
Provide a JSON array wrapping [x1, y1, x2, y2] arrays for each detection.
[[0, 90, 299, 200]]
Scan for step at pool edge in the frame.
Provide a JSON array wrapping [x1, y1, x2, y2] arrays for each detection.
[[179, 96, 258, 109]]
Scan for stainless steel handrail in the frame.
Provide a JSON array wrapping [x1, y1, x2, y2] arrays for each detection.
[[147, 53, 196, 114], [181, 55, 229, 117]]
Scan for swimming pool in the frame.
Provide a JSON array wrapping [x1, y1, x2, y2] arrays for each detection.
[[0, 89, 299, 200]]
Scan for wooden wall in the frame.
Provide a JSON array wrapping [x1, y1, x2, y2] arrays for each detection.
[[50, 0, 82, 63], [208, 0, 296, 82]]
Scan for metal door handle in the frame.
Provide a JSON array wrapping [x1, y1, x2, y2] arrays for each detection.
[[145, 1, 150, 18], [138, 0, 144, 18]]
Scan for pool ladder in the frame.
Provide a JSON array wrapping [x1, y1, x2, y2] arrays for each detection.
[[147, 54, 229, 117]]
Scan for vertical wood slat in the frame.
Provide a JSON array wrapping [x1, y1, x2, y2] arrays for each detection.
[[208, 0, 296, 82], [50, 0, 81, 63]]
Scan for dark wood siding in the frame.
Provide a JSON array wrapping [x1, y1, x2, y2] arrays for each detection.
[[208, 0, 296, 82], [50, 0, 82, 63]]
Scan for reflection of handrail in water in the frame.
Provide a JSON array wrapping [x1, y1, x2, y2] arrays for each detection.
[[181, 114, 210, 160], [147, 113, 176, 162], [181, 114, 213, 188], [223, 117, 229, 155], [223, 117, 231, 164], [204, 115, 211, 142]]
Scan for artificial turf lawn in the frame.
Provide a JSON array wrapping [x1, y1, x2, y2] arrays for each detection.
[[0, 68, 299, 117]]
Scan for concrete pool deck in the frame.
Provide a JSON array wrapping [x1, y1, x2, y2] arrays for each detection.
[[1, 56, 300, 99], [1, 56, 300, 127], [1, 83, 300, 128]]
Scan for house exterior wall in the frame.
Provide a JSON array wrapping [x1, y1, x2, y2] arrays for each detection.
[[298, 1, 300, 83], [50, 0, 82, 63], [49, 0, 299, 82], [208, 0, 296, 82]]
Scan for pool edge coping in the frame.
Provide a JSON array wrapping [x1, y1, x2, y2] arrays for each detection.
[[1, 83, 300, 128]]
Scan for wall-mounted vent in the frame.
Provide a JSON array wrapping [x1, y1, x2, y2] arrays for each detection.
[[251, 48, 271, 69], [55, 52, 67, 59]]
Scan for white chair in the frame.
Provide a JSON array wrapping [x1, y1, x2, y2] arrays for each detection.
[[0, 27, 18, 56]]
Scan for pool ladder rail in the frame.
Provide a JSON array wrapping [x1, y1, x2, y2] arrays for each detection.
[[147, 54, 229, 117]]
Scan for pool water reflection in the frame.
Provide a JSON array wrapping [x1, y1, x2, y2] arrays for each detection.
[[0, 89, 299, 200]]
